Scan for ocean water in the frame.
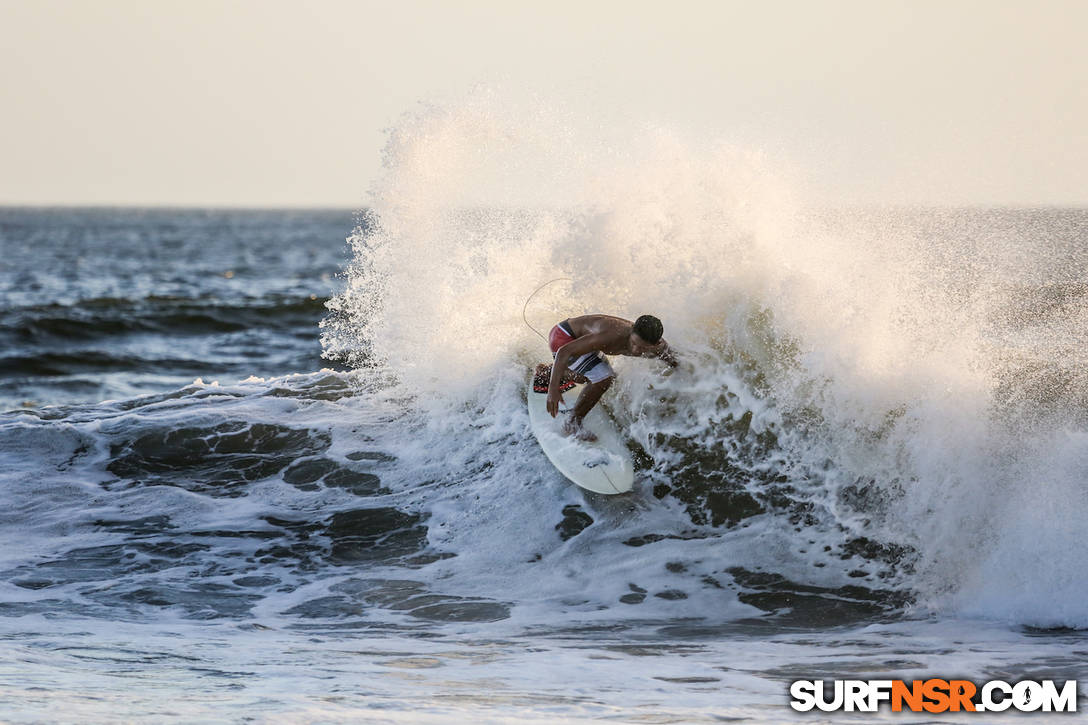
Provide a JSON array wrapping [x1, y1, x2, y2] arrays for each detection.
[[3, 102, 1088, 723]]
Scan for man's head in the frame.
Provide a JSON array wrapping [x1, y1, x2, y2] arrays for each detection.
[[630, 314, 663, 354]]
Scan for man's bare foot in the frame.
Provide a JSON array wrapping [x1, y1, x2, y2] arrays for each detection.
[[562, 416, 598, 442]]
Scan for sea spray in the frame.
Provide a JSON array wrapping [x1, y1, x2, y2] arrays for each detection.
[[323, 89, 1088, 627]]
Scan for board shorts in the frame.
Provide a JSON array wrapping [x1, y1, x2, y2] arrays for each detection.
[[547, 320, 615, 384]]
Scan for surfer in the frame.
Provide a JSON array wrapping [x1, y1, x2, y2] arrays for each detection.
[[540, 314, 677, 440]]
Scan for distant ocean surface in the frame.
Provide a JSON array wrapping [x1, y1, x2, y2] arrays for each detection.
[[2, 202, 1087, 720]]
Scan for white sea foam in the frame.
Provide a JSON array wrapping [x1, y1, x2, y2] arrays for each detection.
[[323, 88, 1088, 628]]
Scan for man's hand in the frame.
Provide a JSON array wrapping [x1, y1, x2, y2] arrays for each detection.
[[546, 389, 565, 417], [658, 342, 679, 368]]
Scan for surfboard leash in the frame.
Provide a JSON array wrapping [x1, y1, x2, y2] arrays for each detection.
[[521, 277, 572, 342]]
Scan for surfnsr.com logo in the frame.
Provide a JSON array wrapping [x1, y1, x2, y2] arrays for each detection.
[[790, 679, 1077, 713]]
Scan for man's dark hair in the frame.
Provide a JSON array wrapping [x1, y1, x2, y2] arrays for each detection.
[[633, 314, 663, 344]]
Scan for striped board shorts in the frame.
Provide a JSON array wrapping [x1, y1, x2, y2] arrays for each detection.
[[547, 320, 615, 384]]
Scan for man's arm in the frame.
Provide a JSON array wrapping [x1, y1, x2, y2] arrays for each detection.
[[547, 332, 610, 417]]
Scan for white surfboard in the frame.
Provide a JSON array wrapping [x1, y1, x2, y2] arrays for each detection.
[[527, 376, 635, 494]]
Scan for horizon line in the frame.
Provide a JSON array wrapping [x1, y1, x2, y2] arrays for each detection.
[[2, 202, 1086, 213]]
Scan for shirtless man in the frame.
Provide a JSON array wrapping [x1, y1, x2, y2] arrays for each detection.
[[539, 314, 677, 440]]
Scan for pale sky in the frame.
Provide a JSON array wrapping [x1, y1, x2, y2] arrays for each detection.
[[1, 0, 1085, 207]]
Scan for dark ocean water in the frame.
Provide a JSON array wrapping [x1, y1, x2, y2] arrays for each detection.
[[0, 208, 352, 410], [1, 206, 1086, 723]]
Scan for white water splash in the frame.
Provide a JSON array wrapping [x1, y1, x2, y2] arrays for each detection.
[[323, 88, 1088, 627]]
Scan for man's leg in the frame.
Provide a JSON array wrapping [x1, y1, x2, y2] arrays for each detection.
[[563, 376, 613, 440]]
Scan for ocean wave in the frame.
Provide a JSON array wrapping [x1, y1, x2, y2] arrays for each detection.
[[323, 91, 1088, 628], [0, 371, 912, 630], [1, 294, 329, 343]]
